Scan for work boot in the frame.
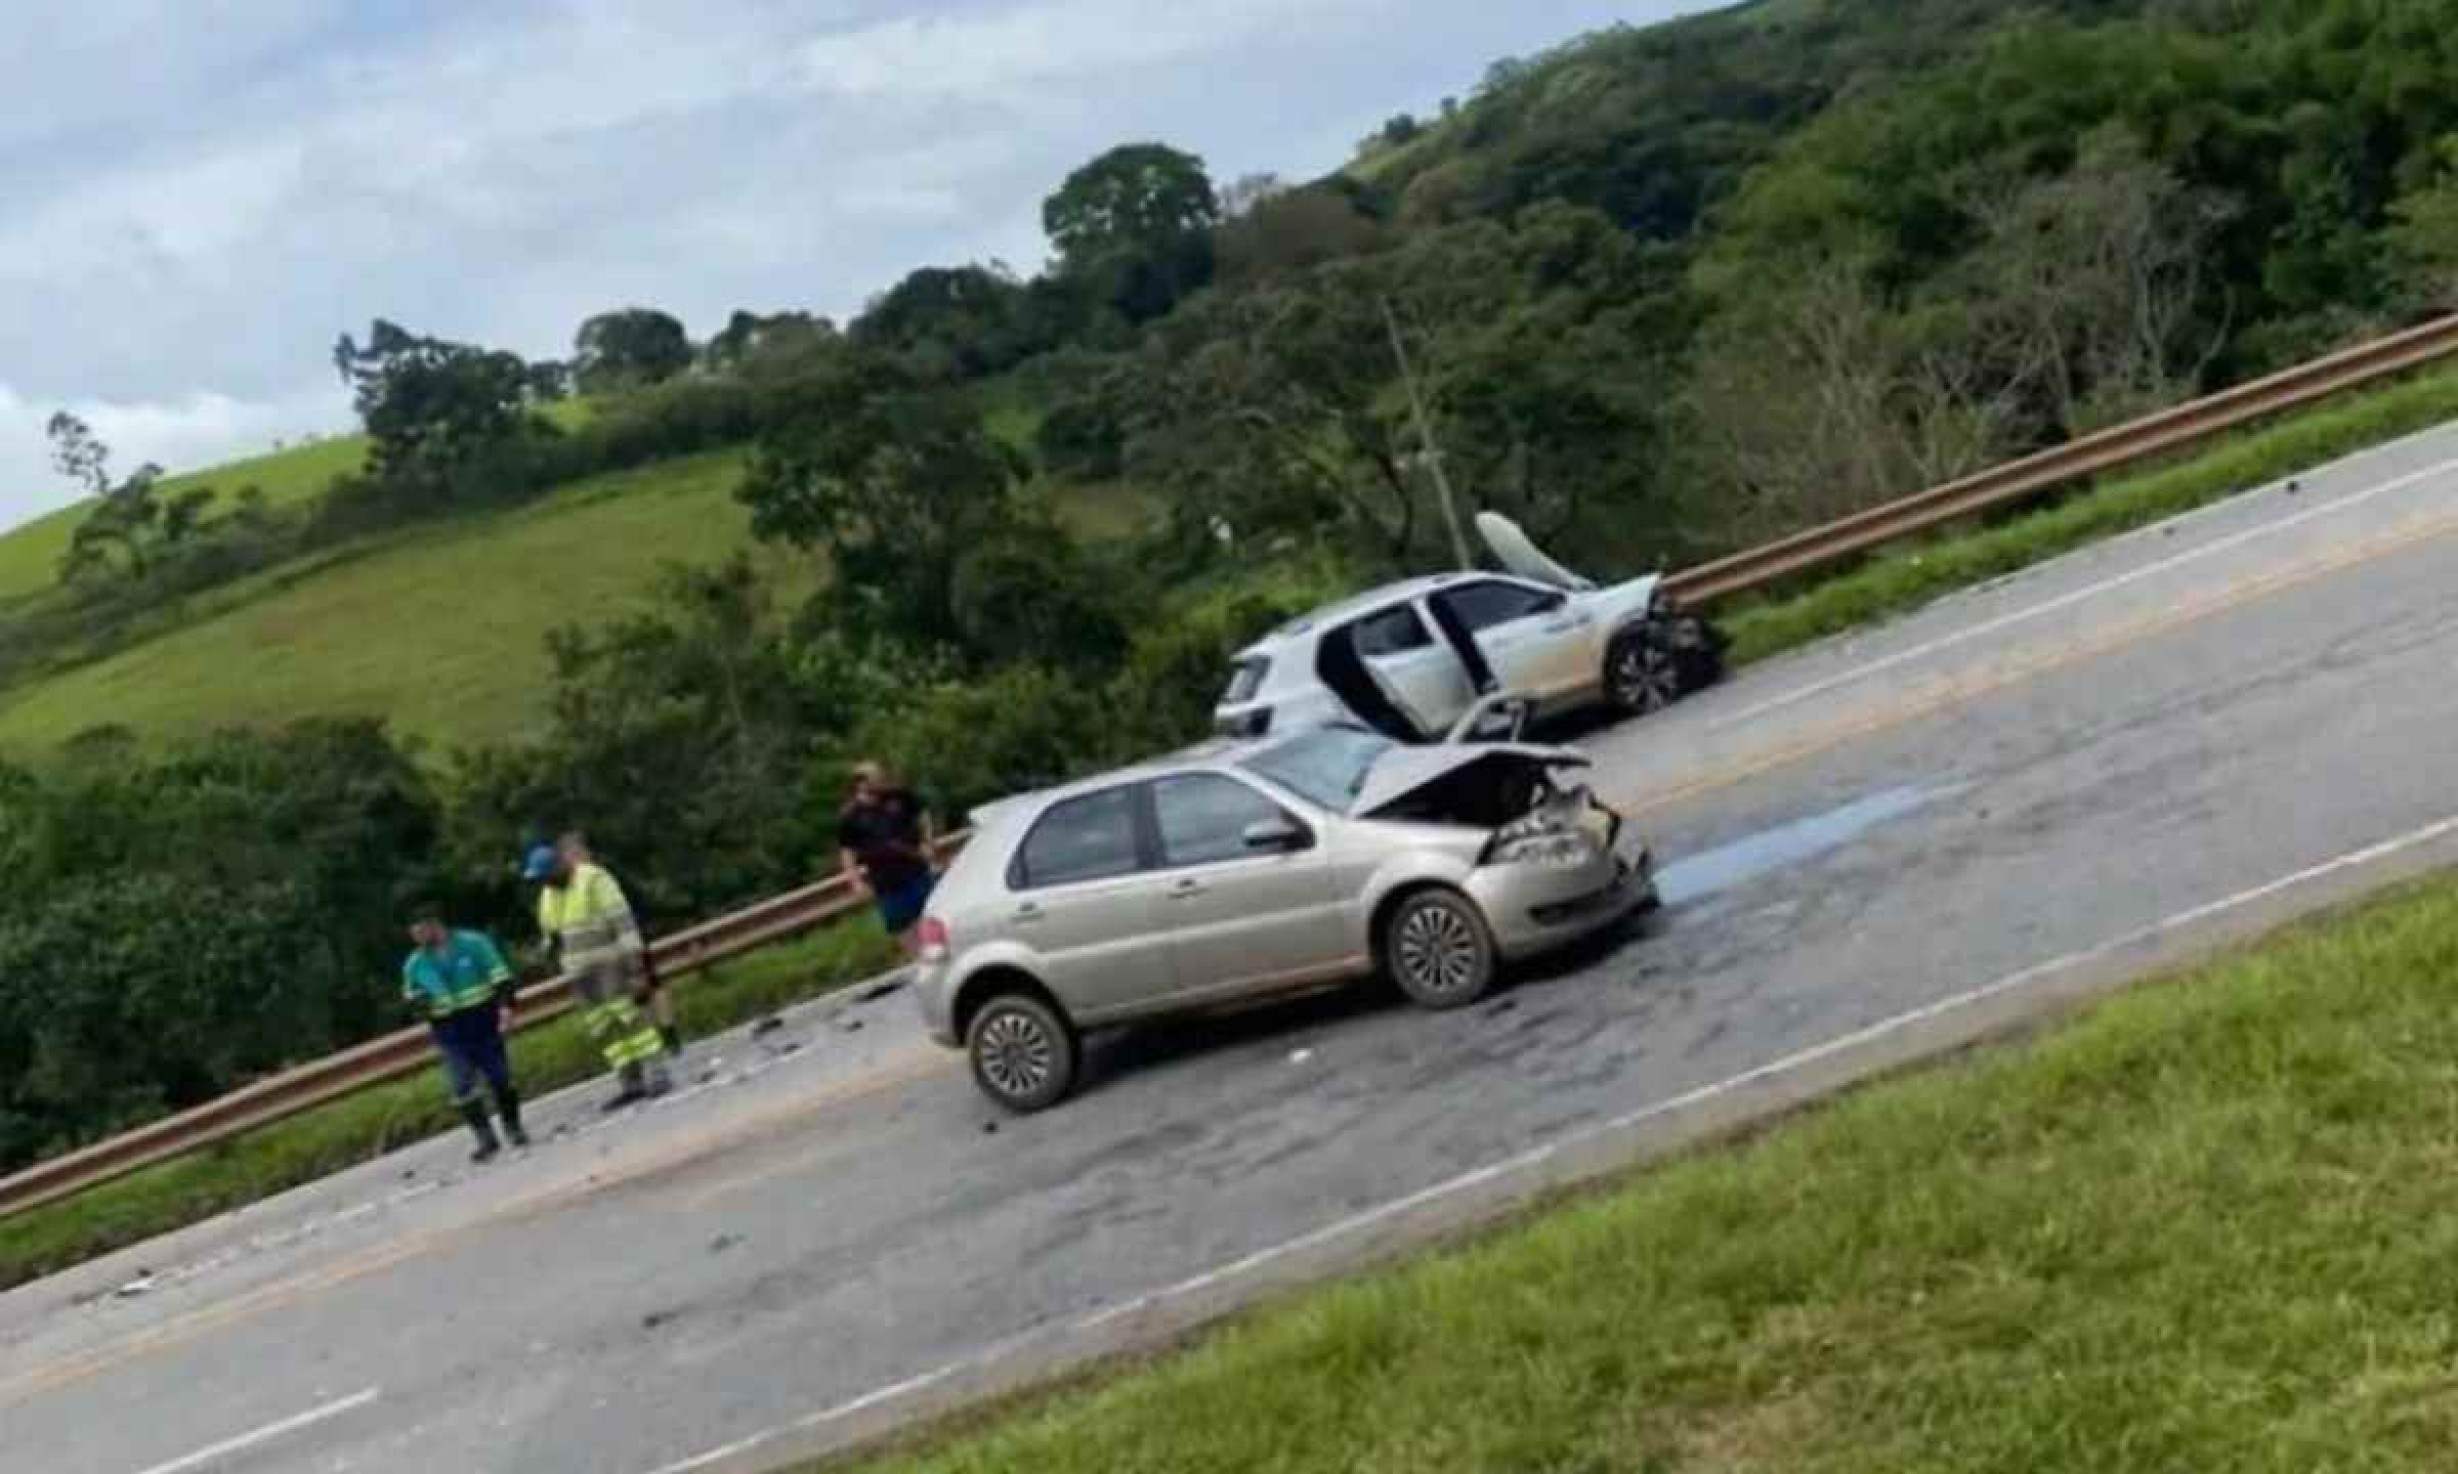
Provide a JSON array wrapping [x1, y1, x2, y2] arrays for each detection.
[[459, 1100, 502, 1163], [495, 1087, 530, 1149], [601, 1063, 650, 1113]]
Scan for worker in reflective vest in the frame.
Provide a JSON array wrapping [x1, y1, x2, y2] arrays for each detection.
[[530, 833, 673, 1109], [402, 907, 528, 1162]]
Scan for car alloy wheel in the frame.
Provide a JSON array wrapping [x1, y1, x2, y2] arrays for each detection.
[[967, 993, 1078, 1112], [1388, 891, 1495, 1009], [1607, 630, 1681, 714]]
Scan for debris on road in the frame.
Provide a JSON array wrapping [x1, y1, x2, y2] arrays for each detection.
[[114, 1271, 154, 1298], [857, 976, 908, 1003], [981, 1121, 1000, 1135], [710, 1234, 742, 1255], [642, 1309, 677, 1330], [1485, 997, 1520, 1019], [1289, 1048, 1315, 1066], [750, 1015, 786, 1039]]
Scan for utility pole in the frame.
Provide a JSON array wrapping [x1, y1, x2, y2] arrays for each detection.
[[1381, 295, 1474, 571]]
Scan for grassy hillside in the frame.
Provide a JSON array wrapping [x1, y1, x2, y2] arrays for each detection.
[[0, 434, 369, 604], [0, 449, 785, 753]]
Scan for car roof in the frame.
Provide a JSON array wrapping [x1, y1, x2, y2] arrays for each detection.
[[1250, 572, 1492, 650], [966, 735, 1279, 831]]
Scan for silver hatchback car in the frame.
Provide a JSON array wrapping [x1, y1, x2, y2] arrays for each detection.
[[912, 724, 1657, 1111]]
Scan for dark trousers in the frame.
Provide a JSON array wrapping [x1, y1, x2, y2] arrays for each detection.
[[432, 1008, 514, 1107]]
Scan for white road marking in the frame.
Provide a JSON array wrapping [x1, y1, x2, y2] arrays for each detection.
[[127, 1386, 379, 1474], [639, 807, 2458, 1474], [1712, 451, 2458, 730]]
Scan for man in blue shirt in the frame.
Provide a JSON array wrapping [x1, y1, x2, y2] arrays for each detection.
[[403, 906, 530, 1162]]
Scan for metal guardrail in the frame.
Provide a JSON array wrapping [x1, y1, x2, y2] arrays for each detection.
[[0, 836, 970, 1220], [9, 312, 2458, 1223], [1663, 312, 2458, 602]]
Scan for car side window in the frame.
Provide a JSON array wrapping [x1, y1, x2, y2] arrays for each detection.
[[1351, 603, 1436, 658], [1153, 775, 1298, 868], [1013, 787, 1146, 889], [1440, 581, 1561, 633]]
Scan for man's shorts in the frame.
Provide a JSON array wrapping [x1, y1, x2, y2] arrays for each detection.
[[876, 873, 936, 934]]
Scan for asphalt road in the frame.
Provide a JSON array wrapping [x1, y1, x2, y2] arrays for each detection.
[[15, 421, 2458, 1474]]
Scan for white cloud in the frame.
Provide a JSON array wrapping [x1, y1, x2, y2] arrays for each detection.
[[797, 0, 1374, 104], [0, 382, 350, 526], [0, 0, 1711, 535]]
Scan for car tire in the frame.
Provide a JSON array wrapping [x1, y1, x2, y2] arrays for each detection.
[[1604, 627, 1682, 716], [966, 992, 1078, 1113], [1384, 889, 1498, 1010]]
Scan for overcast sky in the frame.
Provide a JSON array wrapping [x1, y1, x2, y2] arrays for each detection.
[[0, 0, 1711, 533]]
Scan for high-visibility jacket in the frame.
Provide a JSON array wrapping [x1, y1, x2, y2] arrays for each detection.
[[538, 862, 643, 969], [402, 930, 515, 1020]]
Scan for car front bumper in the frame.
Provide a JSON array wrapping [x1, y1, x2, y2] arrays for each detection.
[[1469, 830, 1657, 959]]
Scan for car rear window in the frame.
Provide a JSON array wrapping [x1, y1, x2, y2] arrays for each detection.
[[1222, 656, 1270, 705], [1243, 727, 1394, 813]]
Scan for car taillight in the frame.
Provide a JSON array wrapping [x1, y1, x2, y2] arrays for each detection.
[[916, 917, 951, 961]]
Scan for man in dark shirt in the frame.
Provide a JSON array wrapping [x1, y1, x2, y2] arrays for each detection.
[[838, 761, 937, 958]]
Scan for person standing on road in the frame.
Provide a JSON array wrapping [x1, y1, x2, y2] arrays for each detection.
[[838, 761, 937, 960], [530, 833, 674, 1109], [403, 906, 529, 1162]]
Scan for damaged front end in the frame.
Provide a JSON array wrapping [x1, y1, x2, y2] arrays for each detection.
[[1361, 744, 1657, 955]]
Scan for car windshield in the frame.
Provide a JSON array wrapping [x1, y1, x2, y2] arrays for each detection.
[[1242, 726, 1394, 812]]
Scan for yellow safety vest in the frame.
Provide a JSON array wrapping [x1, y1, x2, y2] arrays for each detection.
[[538, 862, 641, 966]]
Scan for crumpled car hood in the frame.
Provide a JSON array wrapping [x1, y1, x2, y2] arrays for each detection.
[[1355, 741, 1592, 819]]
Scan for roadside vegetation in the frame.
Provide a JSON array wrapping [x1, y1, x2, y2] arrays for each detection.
[[14, 0, 2458, 1259], [0, 918, 896, 1292], [837, 873, 2458, 1474], [1721, 359, 2458, 665]]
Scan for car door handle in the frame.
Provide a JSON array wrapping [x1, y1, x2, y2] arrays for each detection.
[[1013, 901, 1045, 924], [1167, 878, 1204, 901]]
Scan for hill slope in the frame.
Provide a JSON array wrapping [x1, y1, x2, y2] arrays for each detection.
[[0, 435, 369, 605], [0, 450, 781, 753]]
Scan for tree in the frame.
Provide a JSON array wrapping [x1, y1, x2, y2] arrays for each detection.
[[573, 308, 695, 393], [0, 720, 444, 1169], [332, 320, 531, 486], [446, 557, 884, 922], [850, 266, 1039, 381], [1215, 185, 1388, 285], [1043, 143, 1221, 321], [702, 310, 837, 377], [1946, 126, 2229, 434], [734, 357, 1026, 652], [47, 413, 175, 583]]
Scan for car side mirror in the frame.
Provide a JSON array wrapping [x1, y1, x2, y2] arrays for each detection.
[[1242, 816, 1309, 853]]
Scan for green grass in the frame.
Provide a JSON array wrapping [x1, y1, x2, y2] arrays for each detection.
[[0, 449, 793, 754], [835, 874, 2458, 1474], [0, 435, 370, 605], [1719, 363, 2458, 666], [0, 915, 900, 1292]]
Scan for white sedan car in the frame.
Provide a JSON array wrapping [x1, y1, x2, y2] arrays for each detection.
[[1215, 515, 1725, 743]]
